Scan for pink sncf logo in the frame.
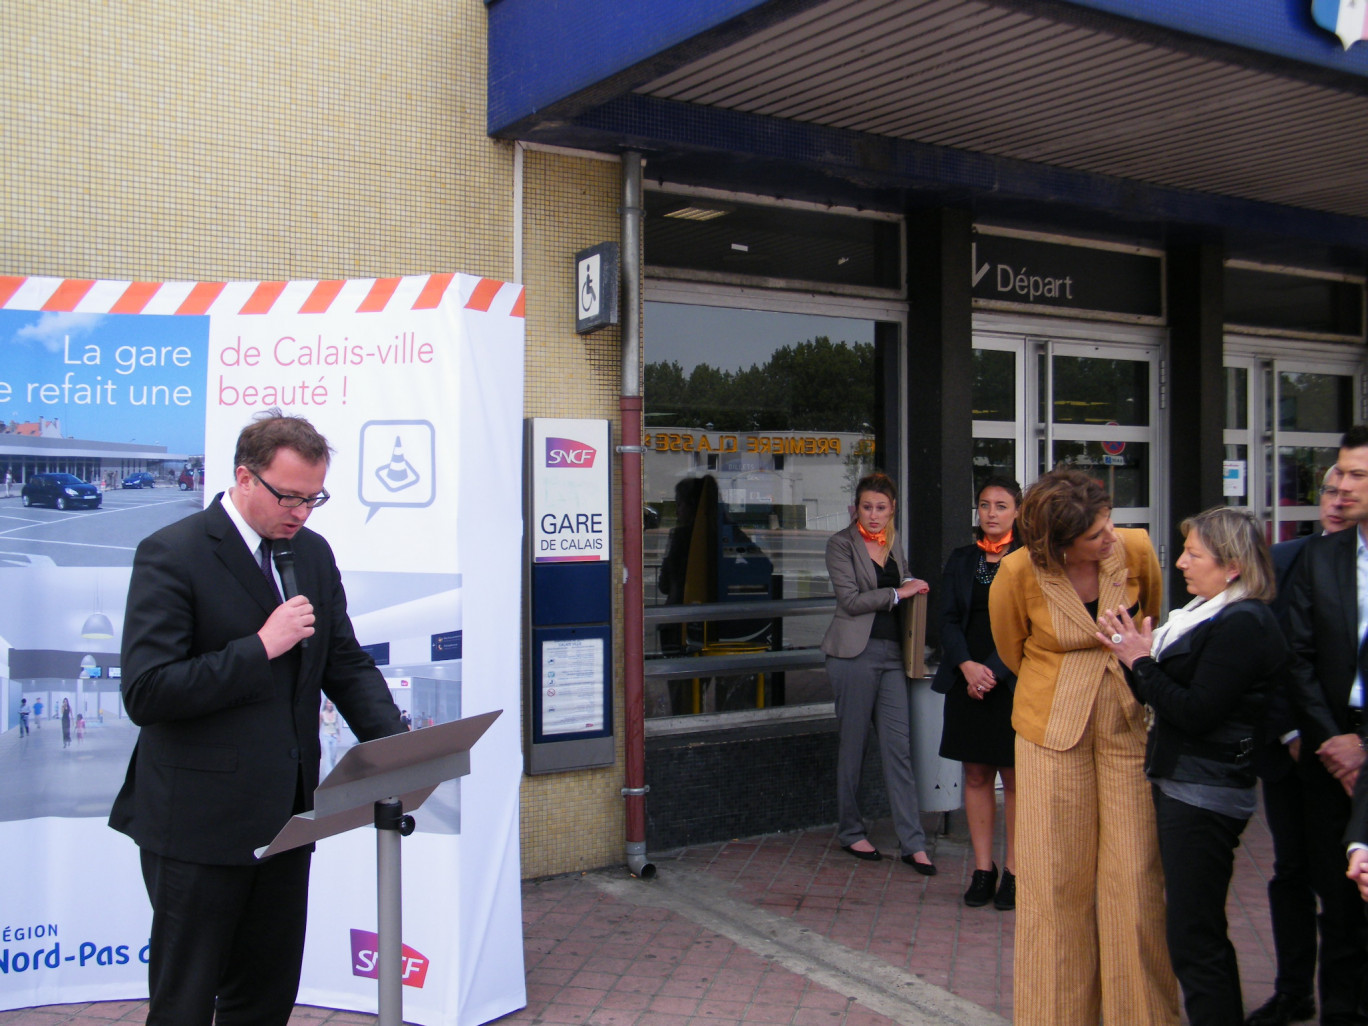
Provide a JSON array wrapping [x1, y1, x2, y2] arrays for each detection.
[[546, 437, 596, 469], [349, 929, 430, 988]]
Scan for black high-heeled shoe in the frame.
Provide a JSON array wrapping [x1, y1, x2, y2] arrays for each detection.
[[841, 844, 883, 862], [901, 853, 937, 876]]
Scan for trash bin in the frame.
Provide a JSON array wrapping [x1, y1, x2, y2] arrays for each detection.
[[909, 673, 961, 813]]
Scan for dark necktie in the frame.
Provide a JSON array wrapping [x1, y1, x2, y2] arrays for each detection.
[[259, 539, 283, 603]]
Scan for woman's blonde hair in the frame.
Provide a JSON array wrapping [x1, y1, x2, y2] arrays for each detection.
[[1016, 469, 1111, 571], [1179, 506, 1276, 603]]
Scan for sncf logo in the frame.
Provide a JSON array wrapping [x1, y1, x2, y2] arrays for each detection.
[[546, 436, 596, 468], [349, 929, 430, 988]]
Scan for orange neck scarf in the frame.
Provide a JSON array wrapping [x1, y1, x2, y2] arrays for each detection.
[[977, 529, 1014, 555], [856, 522, 887, 548]]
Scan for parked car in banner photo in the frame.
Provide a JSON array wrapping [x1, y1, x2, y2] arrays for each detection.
[[177, 468, 204, 490], [22, 473, 103, 510], [121, 471, 156, 489]]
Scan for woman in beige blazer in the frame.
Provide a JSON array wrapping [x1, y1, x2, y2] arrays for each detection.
[[821, 472, 933, 871], [988, 469, 1179, 1026]]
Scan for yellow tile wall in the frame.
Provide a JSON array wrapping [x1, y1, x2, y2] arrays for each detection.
[[1, 0, 511, 282], [519, 148, 628, 878], [1, 1, 631, 877]]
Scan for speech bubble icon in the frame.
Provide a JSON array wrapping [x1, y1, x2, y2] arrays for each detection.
[[358, 420, 437, 522]]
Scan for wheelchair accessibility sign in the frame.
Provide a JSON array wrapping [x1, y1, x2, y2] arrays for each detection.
[[574, 242, 619, 334]]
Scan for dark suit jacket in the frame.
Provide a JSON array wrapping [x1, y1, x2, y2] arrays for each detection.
[[820, 522, 911, 659], [109, 494, 403, 865], [1128, 598, 1284, 789], [1285, 526, 1362, 754], [931, 542, 1018, 695], [1256, 533, 1314, 781]]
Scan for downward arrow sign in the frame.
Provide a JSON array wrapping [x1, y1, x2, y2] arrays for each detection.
[[972, 243, 990, 287]]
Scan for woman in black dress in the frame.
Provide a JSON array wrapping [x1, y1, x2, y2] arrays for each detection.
[[933, 476, 1022, 909]]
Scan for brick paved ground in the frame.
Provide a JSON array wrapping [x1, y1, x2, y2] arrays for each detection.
[[0, 797, 1286, 1026]]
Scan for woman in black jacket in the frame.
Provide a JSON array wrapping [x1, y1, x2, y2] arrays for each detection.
[[1098, 506, 1288, 1026], [933, 475, 1022, 909]]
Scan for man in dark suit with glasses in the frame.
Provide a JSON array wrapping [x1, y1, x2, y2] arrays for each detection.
[[110, 409, 403, 1026]]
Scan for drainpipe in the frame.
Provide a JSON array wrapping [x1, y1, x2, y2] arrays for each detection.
[[619, 151, 654, 879]]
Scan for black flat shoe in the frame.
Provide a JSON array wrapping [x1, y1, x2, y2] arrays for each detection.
[[963, 864, 997, 906], [1244, 992, 1315, 1026], [901, 854, 937, 875], [841, 844, 882, 862], [993, 868, 1015, 910]]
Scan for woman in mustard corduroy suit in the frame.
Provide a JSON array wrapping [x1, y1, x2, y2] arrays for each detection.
[[989, 469, 1179, 1026]]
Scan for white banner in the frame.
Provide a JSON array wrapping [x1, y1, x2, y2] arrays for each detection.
[[0, 273, 526, 1025]]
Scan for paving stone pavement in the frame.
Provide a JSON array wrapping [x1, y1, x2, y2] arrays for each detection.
[[0, 799, 1286, 1026]]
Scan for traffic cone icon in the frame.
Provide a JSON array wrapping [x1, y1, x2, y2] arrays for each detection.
[[373, 434, 421, 493], [385, 437, 407, 483]]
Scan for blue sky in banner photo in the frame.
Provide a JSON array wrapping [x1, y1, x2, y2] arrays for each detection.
[[1, 309, 209, 455]]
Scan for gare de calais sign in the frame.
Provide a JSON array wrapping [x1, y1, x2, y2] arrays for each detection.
[[971, 231, 1163, 320]]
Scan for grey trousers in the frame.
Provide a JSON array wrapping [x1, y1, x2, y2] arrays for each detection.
[[826, 638, 926, 854]]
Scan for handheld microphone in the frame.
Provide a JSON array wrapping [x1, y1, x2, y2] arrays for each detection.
[[272, 541, 309, 649]]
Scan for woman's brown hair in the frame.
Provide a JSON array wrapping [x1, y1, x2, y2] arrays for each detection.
[[1016, 469, 1112, 571]]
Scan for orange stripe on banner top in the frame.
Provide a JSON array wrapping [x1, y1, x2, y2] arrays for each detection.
[[176, 282, 226, 315], [358, 278, 401, 312], [110, 281, 163, 314], [240, 281, 287, 315], [300, 280, 345, 314], [413, 273, 454, 310], [43, 279, 96, 311], [509, 287, 526, 318], [465, 278, 502, 312], [0, 277, 25, 307]]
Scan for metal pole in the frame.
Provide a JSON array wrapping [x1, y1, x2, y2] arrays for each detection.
[[619, 150, 654, 878], [375, 798, 405, 1026]]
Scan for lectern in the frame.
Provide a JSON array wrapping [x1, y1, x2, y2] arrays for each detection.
[[257, 709, 502, 1026]]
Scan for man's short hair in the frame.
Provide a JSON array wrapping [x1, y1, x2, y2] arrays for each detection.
[[1341, 424, 1368, 451], [233, 408, 333, 472]]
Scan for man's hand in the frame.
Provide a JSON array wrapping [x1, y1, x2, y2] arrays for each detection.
[[1348, 848, 1368, 902], [258, 595, 315, 659], [1317, 732, 1366, 783]]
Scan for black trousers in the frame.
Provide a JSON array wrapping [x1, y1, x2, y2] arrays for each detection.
[[1153, 786, 1247, 1026], [140, 847, 312, 1026], [1299, 759, 1368, 1025], [1261, 768, 1318, 1000]]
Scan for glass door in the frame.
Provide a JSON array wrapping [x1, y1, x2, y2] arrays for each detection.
[[973, 318, 1164, 546], [1224, 346, 1361, 541], [1041, 338, 1160, 536]]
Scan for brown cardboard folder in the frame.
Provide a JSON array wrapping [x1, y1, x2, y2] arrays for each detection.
[[902, 591, 927, 679]]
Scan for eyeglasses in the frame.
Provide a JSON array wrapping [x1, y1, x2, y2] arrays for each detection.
[[250, 470, 330, 509], [1320, 485, 1342, 498]]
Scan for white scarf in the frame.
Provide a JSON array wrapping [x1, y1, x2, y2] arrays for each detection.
[[1150, 585, 1244, 660]]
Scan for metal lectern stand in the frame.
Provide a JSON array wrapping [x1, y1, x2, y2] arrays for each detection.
[[257, 709, 502, 1026]]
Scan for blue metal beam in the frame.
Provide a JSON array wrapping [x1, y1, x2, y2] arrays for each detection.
[[487, 0, 776, 134], [1058, 0, 1368, 78]]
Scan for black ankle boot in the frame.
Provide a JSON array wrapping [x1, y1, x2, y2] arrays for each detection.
[[993, 868, 1016, 910], [964, 864, 998, 907]]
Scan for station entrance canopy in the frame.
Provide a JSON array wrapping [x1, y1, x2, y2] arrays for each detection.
[[488, 0, 1368, 260]]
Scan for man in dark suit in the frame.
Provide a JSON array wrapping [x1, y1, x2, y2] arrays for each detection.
[[109, 411, 404, 1026], [1285, 426, 1368, 1026], [1248, 468, 1348, 1026]]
